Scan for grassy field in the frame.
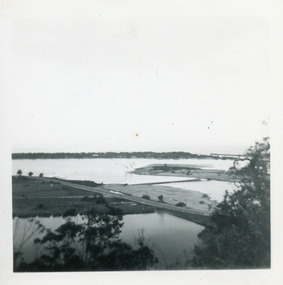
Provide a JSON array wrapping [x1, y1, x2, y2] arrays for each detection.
[[12, 176, 155, 217], [108, 184, 216, 215], [12, 176, 214, 225]]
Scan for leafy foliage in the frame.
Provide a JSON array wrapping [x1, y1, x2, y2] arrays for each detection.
[[193, 138, 270, 269], [15, 207, 158, 271], [175, 202, 186, 207], [13, 218, 46, 268], [142, 195, 151, 200], [158, 195, 164, 203]]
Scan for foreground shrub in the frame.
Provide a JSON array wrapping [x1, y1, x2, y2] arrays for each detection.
[[14, 207, 158, 271], [193, 138, 270, 269]]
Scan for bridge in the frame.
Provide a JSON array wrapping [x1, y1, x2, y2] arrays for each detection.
[[210, 153, 247, 159]]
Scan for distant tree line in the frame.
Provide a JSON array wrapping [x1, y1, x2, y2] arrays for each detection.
[[11, 151, 231, 160]]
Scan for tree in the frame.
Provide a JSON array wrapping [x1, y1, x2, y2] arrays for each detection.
[[193, 138, 270, 269], [15, 207, 158, 271], [17, 169, 22, 176], [28, 172, 33, 177], [39, 173, 44, 178], [142, 195, 151, 200], [13, 218, 46, 269], [94, 194, 106, 204], [158, 195, 164, 203], [175, 202, 186, 207]]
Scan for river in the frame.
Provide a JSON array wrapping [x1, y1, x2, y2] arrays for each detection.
[[13, 212, 204, 269], [13, 158, 236, 269], [12, 158, 235, 201]]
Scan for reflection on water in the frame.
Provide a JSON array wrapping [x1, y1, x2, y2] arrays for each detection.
[[121, 212, 204, 268], [13, 212, 204, 269]]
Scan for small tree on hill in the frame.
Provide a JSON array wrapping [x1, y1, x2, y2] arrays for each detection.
[[17, 169, 22, 176], [158, 195, 164, 203], [28, 172, 33, 177], [39, 173, 44, 178]]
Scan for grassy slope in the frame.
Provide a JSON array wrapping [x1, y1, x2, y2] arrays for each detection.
[[108, 184, 216, 214], [12, 176, 154, 217]]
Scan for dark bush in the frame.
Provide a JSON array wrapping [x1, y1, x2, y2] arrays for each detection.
[[142, 195, 151, 200], [63, 208, 77, 217], [175, 202, 186, 207], [94, 195, 106, 204], [106, 205, 123, 216], [36, 204, 44, 209], [81, 196, 93, 202], [158, 195, 164, 203]]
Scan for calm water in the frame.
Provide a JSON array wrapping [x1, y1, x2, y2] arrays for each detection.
[[12, 158, 235, 201], [13, 212, 204, 269], [13, 158, 236, 269]]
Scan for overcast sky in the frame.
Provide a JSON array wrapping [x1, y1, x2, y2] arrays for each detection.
[[1, 1, 273, 154]]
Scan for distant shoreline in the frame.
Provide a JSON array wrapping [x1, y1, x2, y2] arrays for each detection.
[[11, 152, 241, 160]]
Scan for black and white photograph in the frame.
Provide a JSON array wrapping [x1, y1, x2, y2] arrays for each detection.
[[0, 0, 282, 284]]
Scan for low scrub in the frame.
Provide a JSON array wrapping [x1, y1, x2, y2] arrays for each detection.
[[141, 195, 151, 200], [175, 202, 186, 207], [63, 208, 77, 217], [36, 204, 44, 209]]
